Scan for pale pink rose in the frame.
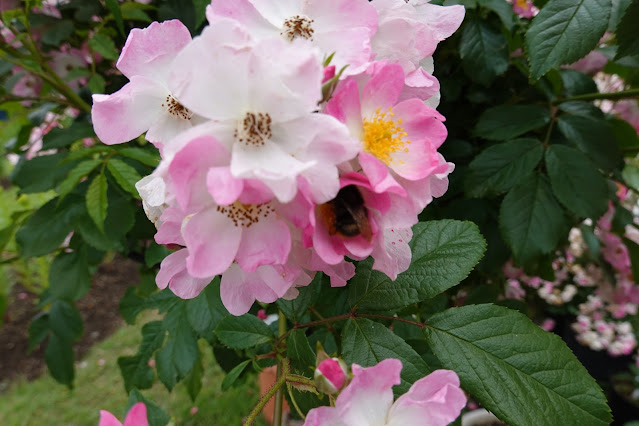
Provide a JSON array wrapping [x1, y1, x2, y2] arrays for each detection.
[[99, 402, 148, 426], [206, 0, 378, 76], [92, 20, 198, 146], [304, 359, 466, 426]]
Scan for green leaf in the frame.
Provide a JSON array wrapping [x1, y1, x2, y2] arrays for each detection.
[[477, 0, 517, 30], [184, 353, 203, 401], [615, 0, 639, 58], [465, 138, 544, 197], [155, 303, 199, 391], [459, 17, 509, 86], [474, 106, 551, 141], [526, 0, 612, 80], [221, 360, 251, 391], [499, 174, 566, 265], [89, 32, 119, 61], [609, 0, 632, 31], [287, 330, 315, 376], [43, 121, 95, 149], [610, 117, 639, 152], [49, 300, 83, 342], [424, 304, 611, 425], [119, 288, 178, 325], [557, 101, 605, 119], [49, 250, 91, 301], [623, 163, 639, 192], [118, 321, 165, 392], [342, 318, 431, 394], [86, 174, 108, 232], [276, 273, 321, 322], [348, 221, 486, 311], [42, 20, 74, 46], [215, 314, 274, 349], [127, 389, 170, 426], [117, 147, 160, 167], [89, 74, 106, 94], [106, 158, 142, 199], [557, 115, 622, 171], [186, 279, 228, 343], [28, 313, 50, 353], [57, 159, 102, 200], [144, 242, 171, 267], [77, 189, 135, 251], [105, 0, 125, 36], [16, 196, 84, 257], [545, 145, 609, 218], [45, 334, 74, 386], [11, 152, 77, 193], [193, 0, 209, 28], [559, 69, 598, 96]]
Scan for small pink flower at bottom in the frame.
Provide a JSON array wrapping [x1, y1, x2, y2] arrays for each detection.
[[315, 358, 348, 395], [99, 402, 148, 426], [304, 359, 466, 426]]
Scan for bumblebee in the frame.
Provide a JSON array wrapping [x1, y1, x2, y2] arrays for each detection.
[[318, 185, 372, 241]]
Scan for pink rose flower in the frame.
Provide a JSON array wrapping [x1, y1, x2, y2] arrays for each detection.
[[99, 402, 148, 426]]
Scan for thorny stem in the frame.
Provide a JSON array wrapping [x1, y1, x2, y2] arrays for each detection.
[[273, 310, 288, 426], [243, 362, 288, 426], [286, 383, 306, 420], [555, 88, 639, 104]]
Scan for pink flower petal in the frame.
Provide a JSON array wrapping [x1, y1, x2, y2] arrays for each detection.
[[207, 167, 244, 206], [236, 219, 291, 273], [98, 410, 123, 426], [360, 62, 405, 116], [123, 403, 149, 426]]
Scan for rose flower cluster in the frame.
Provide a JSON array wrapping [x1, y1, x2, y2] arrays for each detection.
[[91, 0, 465, 315]]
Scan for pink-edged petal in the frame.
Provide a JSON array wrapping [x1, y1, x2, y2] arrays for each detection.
[[399, 67, 440, 103], [123, 403, 149, 426], [154, 207, 186, 246], [117, 20, 191, 81], [359, 152, 406, 196], [312, 213, 348, 265], [156, 249, 189, 290], [387, 369, 466, 426], [220, 264, 260, 315], [236, 219, 291, 273], [91, 77, 166, 145], [342, 235, 374, 259], [169, 270, 212, 299], [393, 98, 447, 149], [324, 79, 364, 138], [169, 135, 230, 211], [308, 0, 378, 34], [183, 208, 241, 278], [360, 62, 405, 116], [248, 0, 302, 26], [414, 2, 466, 41], [256, 264, 299, 299], [313, 28, 373, 75], [169, 22, 252, 120], [336, 359, 401, 425], [372, 228, 412, 280], [98, 410, 123, 426], [303, 406, 349, 426], [207, 167, 244, 206], [206, 0, 274, 38], [145, 110, 194, 145]]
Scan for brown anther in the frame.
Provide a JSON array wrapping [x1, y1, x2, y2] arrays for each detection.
[[234, 112, 272, 147], [164, 95, 193, 120], [280, 15, 315, 41]]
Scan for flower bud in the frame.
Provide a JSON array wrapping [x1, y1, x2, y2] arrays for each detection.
[[314, 357, 348, 395]]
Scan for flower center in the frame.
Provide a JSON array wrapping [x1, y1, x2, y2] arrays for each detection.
[[162, 95, 192, 120], [216, 202, 274, 228], [234, 112, 272, 147], [361, 107, 410, 165], [281, 15, 314, 41]]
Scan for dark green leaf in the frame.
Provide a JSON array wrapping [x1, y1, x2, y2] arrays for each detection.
[[57, 159, 102, 200], [186, 279, 227, 343], [28, 313, 50, 353], [77, 189, 135, 251], [49, 250, 91, 301], [558, 115, 622, 171], [609, 0, 632, 31], [545, 145, 609, 218], [119, 288, 178, 325], [221, 360, 251, 391], [526, 0, 612, 80], [459, 17, 508, 86], [465, 138, 544, 197], [276, 273, 321, 323], [11, 152, 76, 193], [184, 354, 203, 401], [474, 106, 551, 141], [42, 20, 74, 46], [348, 221, 486, 311], [117, 147, 160, 167], [615, 0, 639, 58], [45, 334, 74, 386], [623, 164, 639, 192], [127, 389, 170, 426], [42, 121, 95, 149], [89, 74, 106, 94], [105, 0, 125, 36], [107, 158, 142, 199], [424, 304, 611, 425], [215, 314, 274, 349], [49, 300, 83, 342], [342, 318, 431, 394], [558, 101, 605, 119], [477, 0, 517, 30], [559, 69, 598, 96], [118, 321, 165, 392], [499, 174, 566, 265], [89, 32, 119, 61], [193, 0, 209, 28], [86, 174, 108, 231], [287, 330, 315, 376], [610, 117, 639, 152], [144, 242, 171, 267], [16, 196, 84, 257]]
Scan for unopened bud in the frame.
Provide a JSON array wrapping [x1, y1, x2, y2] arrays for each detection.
[[314, 357, 348, 395]]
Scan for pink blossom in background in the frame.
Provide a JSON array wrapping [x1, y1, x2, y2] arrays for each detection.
[[99, 402, 148, 426], [614, 100, 639, 133], [569, 51, 608, 75], [509, 0, 538, 18], [92, 20, 197, 146], [304, 359, 466, 426]]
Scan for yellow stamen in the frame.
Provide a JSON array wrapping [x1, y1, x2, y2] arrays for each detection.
[[362, 107, 410, 165]]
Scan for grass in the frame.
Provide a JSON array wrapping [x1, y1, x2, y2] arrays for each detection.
[[0, 313, 266, 426]]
